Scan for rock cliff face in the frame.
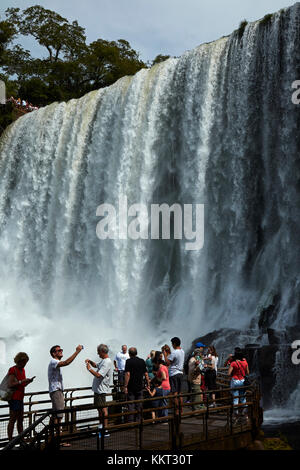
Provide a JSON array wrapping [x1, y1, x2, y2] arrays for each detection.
[[193, 308, 300, 409]]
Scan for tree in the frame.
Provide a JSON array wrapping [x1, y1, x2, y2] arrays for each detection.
[[81, 39, 146, 90], [0, 4, 171, 126], [152, 54, 171, 66], [5, 6, 87, 62], [0, 18, 17, 66]]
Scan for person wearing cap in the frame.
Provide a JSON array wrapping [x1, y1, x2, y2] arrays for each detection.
[[163, 337, 185, 415], [195, 342, 206, 357]]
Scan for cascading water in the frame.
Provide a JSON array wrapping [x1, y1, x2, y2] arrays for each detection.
[[0, 4, 300, 401]]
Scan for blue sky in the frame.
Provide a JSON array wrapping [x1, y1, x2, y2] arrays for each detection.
[[0, 0, 297, 61]]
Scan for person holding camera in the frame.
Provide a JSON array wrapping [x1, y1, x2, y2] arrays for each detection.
[[48, 343, 83, 445], [86, 344, 112, 437]]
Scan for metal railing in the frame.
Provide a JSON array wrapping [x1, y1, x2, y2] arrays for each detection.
[[0, 385, 99, 444], [2, 378, 262, 451]]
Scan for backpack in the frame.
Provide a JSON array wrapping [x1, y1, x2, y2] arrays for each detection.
[[0, 368, 17, 401]]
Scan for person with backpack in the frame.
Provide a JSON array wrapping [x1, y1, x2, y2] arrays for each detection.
[[6, 352, 35, 441]]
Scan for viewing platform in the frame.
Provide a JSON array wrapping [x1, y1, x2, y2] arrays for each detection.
[[0, 369, 263, 451]]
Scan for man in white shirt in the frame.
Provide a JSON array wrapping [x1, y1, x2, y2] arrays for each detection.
[[163, 337, 185, 414], [86, 344, 112, 435], [114, 345, 129, 387], [48, 344, 83, 432]]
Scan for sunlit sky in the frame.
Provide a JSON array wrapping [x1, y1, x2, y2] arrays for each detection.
[[0, 0, 297, 61]]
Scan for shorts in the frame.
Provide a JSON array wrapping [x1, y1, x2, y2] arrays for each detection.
[[50, 390, 65, 419], [8, 400, 24, 412], [169, 374, 183, 393], [94, 393, 106, 408]]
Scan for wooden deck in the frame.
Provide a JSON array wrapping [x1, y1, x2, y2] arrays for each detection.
[[61, 410, 254, 451]]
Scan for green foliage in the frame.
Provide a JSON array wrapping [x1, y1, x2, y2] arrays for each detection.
[[237, 20, 248, 39], [152, 54, 171, 66], [0, 4, 150, 109], [82, 39, 146, 91], [0, 4, 174, 134], [5, 6, 87, 62], [0, 19, 17, 66], [260, 14, 273, 26], [0, 101, 14, 135], [263, 436, 292, 450]]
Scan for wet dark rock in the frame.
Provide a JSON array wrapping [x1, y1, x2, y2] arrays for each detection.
[[267, 328, 285, 345], [191, 322, 300, 410], [285, 326, 300, 343], [258, 294, 281, 333]]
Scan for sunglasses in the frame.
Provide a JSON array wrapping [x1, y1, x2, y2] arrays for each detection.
[[56, 348, 63, 353]]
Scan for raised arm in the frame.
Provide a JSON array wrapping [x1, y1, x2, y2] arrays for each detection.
[[86, 362, 102, 378], [163, 350, 171, 367], [144, 371, 150, 388], [85, 359, 97, 368], [58, 345, 83, 367]]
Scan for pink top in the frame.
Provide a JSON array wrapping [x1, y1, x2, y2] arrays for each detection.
[[157, 364, 170, 390]]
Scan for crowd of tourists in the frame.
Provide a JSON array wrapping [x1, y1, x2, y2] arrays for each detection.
[[2, 338, 249, 444], [6, 96, 39, 112]]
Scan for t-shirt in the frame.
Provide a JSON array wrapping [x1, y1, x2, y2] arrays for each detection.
[[206, 354, 218, 371], [156, 364, 170, 390], [114, 352, 129, 371], [48, 358, 63, 393], [8, 366, 26, 401], [168, 349, 185, 377], [125, 357, 147, 393], [92, 357, 112, 394], [231, 360, 248, 380]]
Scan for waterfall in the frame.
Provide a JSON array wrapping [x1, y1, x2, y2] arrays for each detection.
[[0, 4, 300, 394]]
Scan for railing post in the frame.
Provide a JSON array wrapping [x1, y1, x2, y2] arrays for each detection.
[[100, 423, 105, 450], [70, 405, 77, 434], [28, 395, 33, 437], [179, 393, 182, 424], [230, 396, 234, 435], [205, 393, 209, 441], [139, 401, 143, 450], [172, 395, 179, 447], [170, 417, 176, 450]]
